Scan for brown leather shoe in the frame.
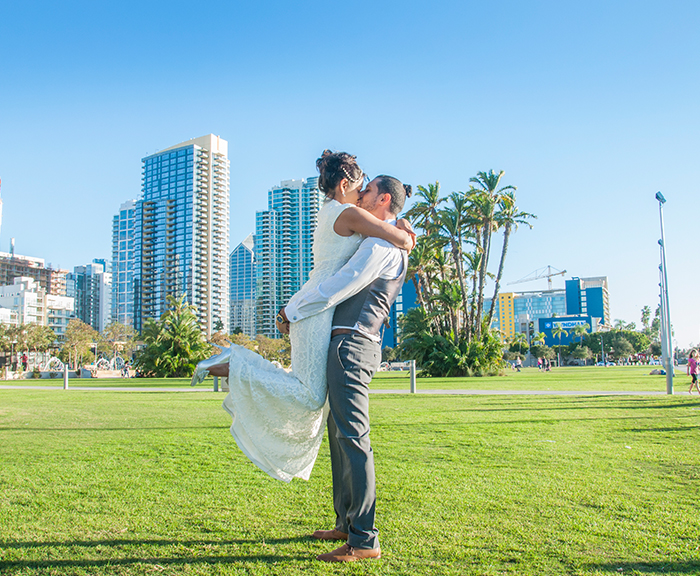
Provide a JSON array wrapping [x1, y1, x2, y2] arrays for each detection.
[[316, 543, 381, 562], [311, 528, 348, 541]]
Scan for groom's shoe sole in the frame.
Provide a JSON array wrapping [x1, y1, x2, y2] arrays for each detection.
[[312, 529, 348, 541]]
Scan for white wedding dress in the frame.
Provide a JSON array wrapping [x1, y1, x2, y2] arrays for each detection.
[[221, 200, 362, 482]]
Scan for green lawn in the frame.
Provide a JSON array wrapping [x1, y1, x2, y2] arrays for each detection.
[[374, 365, 677, 392], [2, 365, 685, 393], [1, 385, 699, 575]]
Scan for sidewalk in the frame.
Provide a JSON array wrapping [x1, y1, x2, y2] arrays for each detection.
[[0, 385, 678, 395]]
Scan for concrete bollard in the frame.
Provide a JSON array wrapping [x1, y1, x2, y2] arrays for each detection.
[[213, 376, 219, 392], [63, 365, 69, 390], [410, 360, 416, 393]]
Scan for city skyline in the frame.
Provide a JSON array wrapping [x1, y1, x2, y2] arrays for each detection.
[[0, 1, 698, 347]]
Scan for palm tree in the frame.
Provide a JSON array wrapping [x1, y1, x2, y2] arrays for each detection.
[[405, 181, 444, 234], [437, 192, 475, 338], [552, 323, 568, 367], [532, 332, 546, 346], [573, 323, 590, 344], [468, 170, 516, 338], [430, 278, 462, 344], [510, 332, 528, 356], [487, 191, 536, 328], [136, 294, 211, 377]]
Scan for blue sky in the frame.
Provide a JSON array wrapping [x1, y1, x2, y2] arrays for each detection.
[[1, 0, 698, 348]]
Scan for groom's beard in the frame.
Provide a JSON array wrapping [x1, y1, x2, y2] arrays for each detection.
[[357, 197, 377, 213]]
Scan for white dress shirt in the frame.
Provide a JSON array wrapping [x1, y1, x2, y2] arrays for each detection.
[[285, 230, 405, 341]]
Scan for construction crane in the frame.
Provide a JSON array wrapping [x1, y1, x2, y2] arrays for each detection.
[[508, 266, 567, 290]]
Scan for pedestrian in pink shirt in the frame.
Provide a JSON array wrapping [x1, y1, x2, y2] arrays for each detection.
[[688, 350, 699, 395]]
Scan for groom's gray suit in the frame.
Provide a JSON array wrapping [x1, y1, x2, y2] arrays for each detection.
[[325, 250, 407, 550]]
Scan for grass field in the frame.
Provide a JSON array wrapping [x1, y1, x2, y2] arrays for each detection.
[[1, 376, 699, 575], [1, 365, 684, 393]]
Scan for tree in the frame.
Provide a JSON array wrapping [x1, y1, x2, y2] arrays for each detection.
[[255, 335, 291, 367], [101, 322, 137, 360], [509, 332, 528, 356], [570, 345, 592, 362], [552, 323, 568, 367], [135, 294, 210, 377], [532, 332, 546, 346], [487, 191, 536, 328], [399, 171, 534, 377], [62, 319, 99, 368], [641, 305, 651, 333], [573, 323, 590, 344], [468, 170, 516, 339], [610, 335, 634, 361]]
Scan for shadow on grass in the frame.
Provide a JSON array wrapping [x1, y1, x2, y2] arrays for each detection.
[[0, 554, 308, 570], [0, 536, 314, 569], [587, 560, 700, 573], [0, 536, 311, 548], [0, 426, 226, 431]]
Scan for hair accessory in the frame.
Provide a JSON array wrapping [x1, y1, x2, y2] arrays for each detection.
[[341, 166, 362, 183]]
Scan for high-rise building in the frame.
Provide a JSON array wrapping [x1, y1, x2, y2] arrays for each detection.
[[112, 200, 136, 327], [229, 234, 256, 338], [0, 251, 67, 296], [134, 135, 230, 336], [255, 178, 324, 338], [565, 276, 610, 326], [66, 260, 112, 332]]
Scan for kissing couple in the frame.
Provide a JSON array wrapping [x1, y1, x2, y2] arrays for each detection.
[[192, 150, 414, 562]]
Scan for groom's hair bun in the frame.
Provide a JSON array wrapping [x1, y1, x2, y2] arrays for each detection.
[[316, 150, 363, 198], [403, 184, 412, 198]]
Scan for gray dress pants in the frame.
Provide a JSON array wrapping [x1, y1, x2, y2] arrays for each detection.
[[326, 333, 381, 550]]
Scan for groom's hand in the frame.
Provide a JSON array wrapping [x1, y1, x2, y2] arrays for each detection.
[[396, 218, 417, 253], [276, 307, 290, 334]]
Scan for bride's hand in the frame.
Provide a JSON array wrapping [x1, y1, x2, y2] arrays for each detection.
[[396, 218, 417, 253]]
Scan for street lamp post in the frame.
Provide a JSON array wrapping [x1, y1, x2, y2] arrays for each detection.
[[655, 192, 673, 394]]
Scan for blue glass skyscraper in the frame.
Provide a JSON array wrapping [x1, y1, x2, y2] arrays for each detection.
[[255, 177, 324, 338], [229, 234, 256, 338], [112, 200, 136, 327], [134, 135, 230, 335]]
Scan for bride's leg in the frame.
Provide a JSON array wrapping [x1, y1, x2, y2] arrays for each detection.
[[190, 346, 232, 386], [208, 363, 229, 377]]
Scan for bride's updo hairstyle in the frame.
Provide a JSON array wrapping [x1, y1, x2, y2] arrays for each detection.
[[375, 175, 413, 215], [316, 150, 364, 199]]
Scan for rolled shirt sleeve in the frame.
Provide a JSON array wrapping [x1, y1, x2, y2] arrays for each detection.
[[285, 238, 403, 323]]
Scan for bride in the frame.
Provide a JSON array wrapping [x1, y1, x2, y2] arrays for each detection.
[[192, 150, 414, 482]]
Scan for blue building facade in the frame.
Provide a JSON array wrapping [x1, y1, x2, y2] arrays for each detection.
[[229, 234, 256, 338], [565, 277, 609, 325], [133, 135, 230, 336], [112, 200, 136, 327], [538, 315, 594, 347], [383, 280, 418, 348]]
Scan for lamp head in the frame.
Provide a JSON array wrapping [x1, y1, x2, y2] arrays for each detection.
[[655, 191, 666, 204]]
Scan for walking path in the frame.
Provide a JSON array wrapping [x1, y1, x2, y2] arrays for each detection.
[[0, 385, 679, 395]]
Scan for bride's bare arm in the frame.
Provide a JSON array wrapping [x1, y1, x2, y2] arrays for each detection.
[[334, 206, 415, 251]]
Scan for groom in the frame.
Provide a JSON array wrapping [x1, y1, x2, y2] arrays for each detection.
[[278, 175, 412, 562]]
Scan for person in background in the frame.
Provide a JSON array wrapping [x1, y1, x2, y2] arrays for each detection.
[[687, 349, 699, 395]]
